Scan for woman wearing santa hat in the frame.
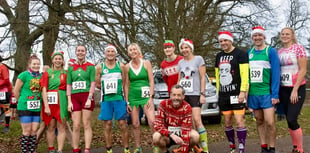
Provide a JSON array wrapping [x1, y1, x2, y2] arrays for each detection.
[[215, 31, 249, 153], [177, 38, 209, 153], [278, 27, 307, 153]]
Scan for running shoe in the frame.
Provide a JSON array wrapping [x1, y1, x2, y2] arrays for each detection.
[[229, 148, 236, 153], [133, 147, 142, 153], [124, 148, 130, 153], [2, 126, 9, 134], [153, 146, 160, 153], [106, 148, 112, 153]]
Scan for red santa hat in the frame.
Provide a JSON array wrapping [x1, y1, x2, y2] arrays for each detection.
[[104, 44, 118, 54], [218, 31, 234, 42], [251, 26, 266, 37], [179, 38, 194, 52]]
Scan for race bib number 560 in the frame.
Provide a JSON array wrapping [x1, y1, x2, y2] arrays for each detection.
[[179, 78, 193, 92]]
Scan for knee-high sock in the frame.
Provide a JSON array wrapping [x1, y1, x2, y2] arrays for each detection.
[[237, 127, 247, 152], [225, 126, 235, 148], [28, 135, 38, 152], [289, 128, 303, 152], [20, 135, 29, 153], [198, 127, 209, 152]]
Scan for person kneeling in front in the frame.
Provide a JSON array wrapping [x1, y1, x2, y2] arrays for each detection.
[[153, 85, 200, 153]]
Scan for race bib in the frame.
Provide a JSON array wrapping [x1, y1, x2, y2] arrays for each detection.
[[27, 100, 40, 109], [47, 92, 58, 105], [104, 79, 118, 94], [230, 96, 239, 104], [250, 67, 263, 83], [11, 97, 17, 104], [0, 92, 5, 100], [141, 86, 150, 98], [168, 126, 182, 137], [179, 78, 193, 92], [280, 73, 292, 86], [72, 81, 86, 90]]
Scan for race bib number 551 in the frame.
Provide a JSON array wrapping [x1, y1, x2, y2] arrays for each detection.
[[27, 100, 40, 109]]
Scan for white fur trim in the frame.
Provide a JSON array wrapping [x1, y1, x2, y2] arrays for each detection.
[[179, 39, 194, 52], [218, 34, 233, 42], [104, 45, 117, 54], [251, 29, 265, 37]]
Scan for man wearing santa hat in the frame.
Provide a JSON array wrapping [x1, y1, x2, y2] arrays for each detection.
[[215, 31, 249, 153], [247, 26, 280, 153], [95, 44, 130, 153]]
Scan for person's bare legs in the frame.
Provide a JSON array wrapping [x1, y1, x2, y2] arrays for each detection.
[[82, 109, 93, 149], [57, 119, 66, 152], [104, 120, 113, 148], [131, 106, 141, 148], [47, 119, 56, 150], [71, 111, 82, 150], [118, 119, 129, 148]]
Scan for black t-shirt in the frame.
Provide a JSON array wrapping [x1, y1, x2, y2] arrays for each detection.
[[215, 48, 248, 96]]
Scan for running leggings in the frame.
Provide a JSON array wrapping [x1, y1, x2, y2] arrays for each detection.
[[279, 85, 306, 130]]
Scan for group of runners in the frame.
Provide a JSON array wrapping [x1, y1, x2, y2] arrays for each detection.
[[0, 25, 306, 153]]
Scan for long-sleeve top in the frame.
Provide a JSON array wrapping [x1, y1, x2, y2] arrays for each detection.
[[154, 99, 192, 153]]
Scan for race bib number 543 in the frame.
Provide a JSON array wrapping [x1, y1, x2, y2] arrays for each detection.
[[168, 126, 181, 137], [72, 81, 86, 90]]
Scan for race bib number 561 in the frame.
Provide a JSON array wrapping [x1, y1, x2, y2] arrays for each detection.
[[168, 126, 181, 137]]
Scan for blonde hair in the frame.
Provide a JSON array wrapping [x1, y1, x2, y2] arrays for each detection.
[[51, 54, 65, 80], [127, 43, 142, 55], [281, 27, 298, 44]]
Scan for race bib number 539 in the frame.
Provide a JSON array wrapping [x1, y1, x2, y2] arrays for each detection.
[[250, 67, 263, 83]]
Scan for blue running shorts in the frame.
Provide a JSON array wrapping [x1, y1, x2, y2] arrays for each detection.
[[247, 95, 273, 110], [98, 100, 128, 120], [19, 115, 41, 123]]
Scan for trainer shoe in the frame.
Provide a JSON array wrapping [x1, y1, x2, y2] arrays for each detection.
[[260, 148, 269, 153], [229, 148, 236, 153], [2, 126, 9, 134], [153, 146, 160, 153], [124, 148, 130, 153], [107, 148, 112, 153], [194, 145, 203, 153], [133, 147, 142, 153]]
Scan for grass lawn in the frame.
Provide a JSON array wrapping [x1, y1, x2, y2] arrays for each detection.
[[1, 104, 310, 152]]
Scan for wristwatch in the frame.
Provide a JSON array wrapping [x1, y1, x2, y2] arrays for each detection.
[[200, 92, 206, 97], [88, 95, 93, 100]]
